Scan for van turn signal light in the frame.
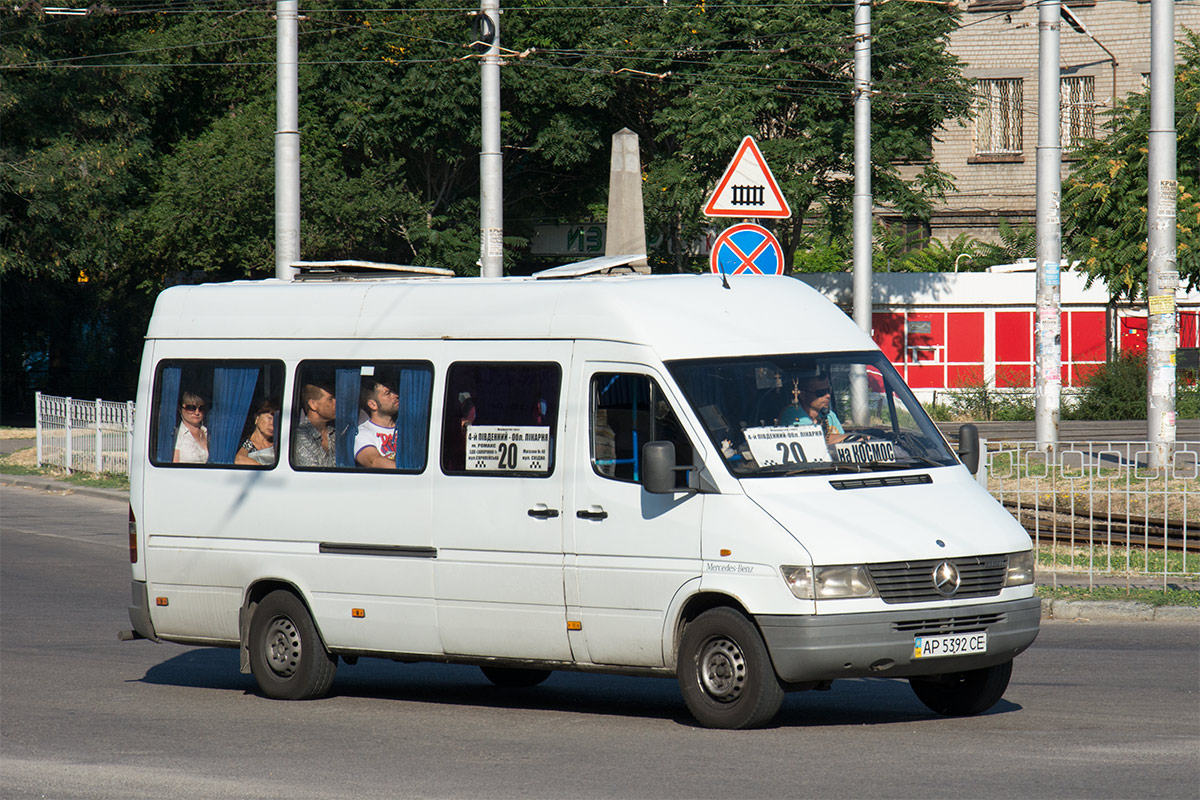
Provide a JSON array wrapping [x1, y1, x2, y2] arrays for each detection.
[[720, 549, 732, 557], [352, 608, 366, 618]]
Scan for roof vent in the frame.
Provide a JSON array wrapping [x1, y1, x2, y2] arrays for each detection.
[[533, 254, 649, 280], [293, 260, 455, 281]]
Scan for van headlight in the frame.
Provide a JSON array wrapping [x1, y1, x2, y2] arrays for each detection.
[[780, 565, 877, 600], [1005, 551, 1035, 586]]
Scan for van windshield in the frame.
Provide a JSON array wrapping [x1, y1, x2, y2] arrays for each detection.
[[668, 351, 958, 476]]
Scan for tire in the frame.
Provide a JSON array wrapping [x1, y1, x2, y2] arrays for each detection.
[[677, 607, 784, 729], [910, 659, 1013, 716], [248, 590, 337, 700], [479, 666, 552, 688]]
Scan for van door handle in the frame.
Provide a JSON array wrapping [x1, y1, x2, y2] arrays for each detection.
[[527, 505, 560, 519], [576, 507, 608, 521]]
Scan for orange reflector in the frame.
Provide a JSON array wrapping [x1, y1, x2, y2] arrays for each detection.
[[155, 597, 168, 606], [352, 608, 365, 618], [567, 620, 582, 631], [720, 549, 732, 557]]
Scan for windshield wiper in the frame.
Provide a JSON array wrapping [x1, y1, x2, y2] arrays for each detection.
[[753, 462, 870, 476]]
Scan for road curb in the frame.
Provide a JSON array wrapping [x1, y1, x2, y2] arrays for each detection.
[[1, 474, 128, 504], [1041, 598, 1200, 623]]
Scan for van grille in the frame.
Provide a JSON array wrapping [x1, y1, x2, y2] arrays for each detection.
[[868, 555, 1008, 604], [892, 613, 1004, 636], [829, 474, 933, 490]]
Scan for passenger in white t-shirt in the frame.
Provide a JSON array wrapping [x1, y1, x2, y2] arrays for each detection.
[[355, 378, 399, 469]]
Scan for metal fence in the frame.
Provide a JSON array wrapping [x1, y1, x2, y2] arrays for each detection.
[[982, 439, 1199, 589], [36, 393, 136, 476]]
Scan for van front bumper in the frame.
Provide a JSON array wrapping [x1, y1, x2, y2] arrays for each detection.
[[756, 597, 1040, 683]]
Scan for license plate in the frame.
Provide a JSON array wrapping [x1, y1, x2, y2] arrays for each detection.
[[913, 632, 987, 659]]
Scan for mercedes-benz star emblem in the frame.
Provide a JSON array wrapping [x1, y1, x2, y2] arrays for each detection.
[[932, 561, 961, 597]]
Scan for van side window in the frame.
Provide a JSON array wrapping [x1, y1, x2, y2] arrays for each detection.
[[441, 362, 560, 476], [291, 361, 433, 472], [149, 360, 284, 468], [591, 373, 694, 487]]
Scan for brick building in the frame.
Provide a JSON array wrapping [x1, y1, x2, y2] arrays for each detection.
[[894, 0, 1198, 245]]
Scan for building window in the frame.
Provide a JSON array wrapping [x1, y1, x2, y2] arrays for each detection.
[[973, 78, 1023, 156], [1061, 76, 1096, 150]]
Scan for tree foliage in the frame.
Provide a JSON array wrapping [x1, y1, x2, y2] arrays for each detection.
[[1062, 30, 1200, 300], [1, 0, 970, 407]]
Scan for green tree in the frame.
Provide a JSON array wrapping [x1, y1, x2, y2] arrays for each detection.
[[1062, 30, 1200, 300]]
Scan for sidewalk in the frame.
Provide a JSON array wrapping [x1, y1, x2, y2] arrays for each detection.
[[3, 472, 1197, 623]]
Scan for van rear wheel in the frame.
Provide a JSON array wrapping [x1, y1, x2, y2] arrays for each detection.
[[910, 659, 1012, 716], [248, 590, 336, 700], [479, 666, 552, 688], [677, 607, 784, 729]]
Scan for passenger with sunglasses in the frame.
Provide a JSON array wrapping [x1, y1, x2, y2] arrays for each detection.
[[174, 391, 210, 463], [780, 373, 848, 444]]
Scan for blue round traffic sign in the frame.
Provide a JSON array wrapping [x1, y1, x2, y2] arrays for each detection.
[[710, 223, 784, 276]]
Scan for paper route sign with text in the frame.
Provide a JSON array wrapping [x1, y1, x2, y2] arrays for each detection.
[[703, 136, 792, 219]]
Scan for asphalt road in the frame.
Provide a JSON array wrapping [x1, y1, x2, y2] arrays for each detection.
[[2, 484, 1198, 800]]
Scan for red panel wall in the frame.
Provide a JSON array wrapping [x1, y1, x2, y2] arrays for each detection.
[[905, 312, 944, 388], [995, 311, 1032, 387]]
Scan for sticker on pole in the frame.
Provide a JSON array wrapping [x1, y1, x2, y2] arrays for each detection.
[[710, 223, 785, 276], [704, 136, 792, 218]]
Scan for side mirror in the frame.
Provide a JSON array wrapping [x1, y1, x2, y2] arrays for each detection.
[[957, 423, 980, 475], [643, 441, 685, 494]]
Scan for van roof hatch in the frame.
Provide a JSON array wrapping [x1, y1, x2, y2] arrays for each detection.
[[533, 254, 649, 280], [293, 260, 456, 281]]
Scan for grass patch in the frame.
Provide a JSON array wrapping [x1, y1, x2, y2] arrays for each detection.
[[1036, 584, 1200, 607], [0, 461, 129, 491], [1035, 543, 1198, 577]]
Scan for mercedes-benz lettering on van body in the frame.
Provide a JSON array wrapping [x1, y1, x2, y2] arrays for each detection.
[[123, 267, 1039, 729]]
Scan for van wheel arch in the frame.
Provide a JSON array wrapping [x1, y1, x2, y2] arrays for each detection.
[[239, 580, 318, 673], [671, 592, 754, 670]]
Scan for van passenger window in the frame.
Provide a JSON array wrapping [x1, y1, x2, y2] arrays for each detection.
[[591, 373, 693, 487], [150, 360, 284, 468], [291, 361, 433, 472], [441, 363, 560, 476]]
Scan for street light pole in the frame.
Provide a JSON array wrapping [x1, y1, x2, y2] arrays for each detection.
[[1034, 0, 1062, 454], [274, 0, 300, 281], [478, 0, 503, 278], [850, 0, 873, 424], [1146, 0, 1177, 469]]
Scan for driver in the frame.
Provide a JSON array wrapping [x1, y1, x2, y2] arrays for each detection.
[[780, 373, 849, 444]]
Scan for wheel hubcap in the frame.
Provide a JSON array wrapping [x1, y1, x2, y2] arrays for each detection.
[[265, 615, 301, 678], [697, 635, 746, 703]]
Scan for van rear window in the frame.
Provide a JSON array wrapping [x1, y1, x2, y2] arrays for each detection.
[[149, 360, 285, 468]]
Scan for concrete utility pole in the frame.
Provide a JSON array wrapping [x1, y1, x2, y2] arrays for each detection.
[[274, 0, 300, 281], [478, 0, 503, 278], [850, 0, 872, 423], [1034, 0, 1062, 454], [605, 129, 648, 268], [1147, 0, 1177, 469]]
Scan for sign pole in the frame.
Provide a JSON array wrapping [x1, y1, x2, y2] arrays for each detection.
[[1034, 0, 1062, 456]]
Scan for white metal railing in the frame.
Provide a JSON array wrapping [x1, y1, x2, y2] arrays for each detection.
[[983, 439, 1199, 589], [35, 392, 135, 476]]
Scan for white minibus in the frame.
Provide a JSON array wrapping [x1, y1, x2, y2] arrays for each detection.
[[122, 261, 1039, 729]]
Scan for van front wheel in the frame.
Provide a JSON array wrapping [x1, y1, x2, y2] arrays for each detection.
[[910, 659, 1012, 716], [677, 607, 784, 729], [248, 590, 337, 700]]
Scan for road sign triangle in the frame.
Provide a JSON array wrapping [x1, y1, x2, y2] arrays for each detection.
[[703, 136, 792, 219]]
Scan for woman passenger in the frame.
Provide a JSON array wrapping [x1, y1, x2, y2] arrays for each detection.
[[236, 398, 278, 466], [173, 391, 210, 463]]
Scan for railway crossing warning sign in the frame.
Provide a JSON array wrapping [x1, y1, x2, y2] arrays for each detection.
[[703, 136, 792, 219]]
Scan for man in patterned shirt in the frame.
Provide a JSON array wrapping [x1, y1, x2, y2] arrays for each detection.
[[294, 383, 337, 467]]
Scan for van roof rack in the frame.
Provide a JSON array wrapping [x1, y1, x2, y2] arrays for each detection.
[[532, 254, 649, 280], [293, 260, 456, 281]]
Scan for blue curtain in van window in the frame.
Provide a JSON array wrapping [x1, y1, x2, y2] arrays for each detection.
[[395, 367, 432, 470], [155, 367, 182, 463], [208, 367, 259, 464], [334, 368, 360, 467]]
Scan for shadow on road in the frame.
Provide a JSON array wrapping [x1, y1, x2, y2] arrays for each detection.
[[133, 648, 1021, 728]]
